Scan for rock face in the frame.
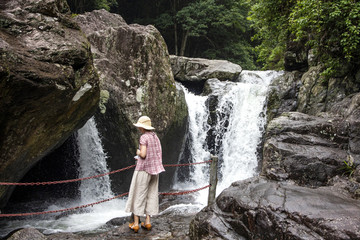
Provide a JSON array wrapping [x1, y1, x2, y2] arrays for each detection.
[[262, 112, 353, 187], [0, 0, 99, 207], [170, 55, 242, 82], [75, 10, 188, 193], [190, 177, 360, 240]]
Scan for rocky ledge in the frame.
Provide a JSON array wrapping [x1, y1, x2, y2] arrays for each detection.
[[190, 176, 360, 240]]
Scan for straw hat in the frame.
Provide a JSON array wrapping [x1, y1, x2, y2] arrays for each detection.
[[133, 116, 155, 130]]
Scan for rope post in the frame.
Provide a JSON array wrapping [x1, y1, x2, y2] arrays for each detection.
[[208, 155, 218, 206]]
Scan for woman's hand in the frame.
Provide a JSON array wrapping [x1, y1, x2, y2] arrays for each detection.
[[137, 145, 147, 159]]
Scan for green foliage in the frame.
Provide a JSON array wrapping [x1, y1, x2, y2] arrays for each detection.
[[289, 0, 360, 77], [176, 0, 220, 37], [248, 0, 360, 73], [248, 0, 296, 69], [340, 155, 356, 178]]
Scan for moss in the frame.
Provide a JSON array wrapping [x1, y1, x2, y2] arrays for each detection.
[[99, 89, 110, 114]]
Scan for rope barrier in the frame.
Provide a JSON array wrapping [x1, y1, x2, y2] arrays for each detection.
[[163, 160, 212, 167], [0, 160, 212, 186], [0, 185, 210, 217], [0, 165, 136, 186]]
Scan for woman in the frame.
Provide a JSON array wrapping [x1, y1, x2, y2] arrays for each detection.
[[125, 116, 165, 233]]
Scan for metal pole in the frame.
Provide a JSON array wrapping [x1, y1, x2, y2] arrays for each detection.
[[208, 155, 218, 206]]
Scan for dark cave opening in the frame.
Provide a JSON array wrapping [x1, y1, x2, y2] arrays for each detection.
[[177, 79, 206, 95], [5, 134, 80, 208]]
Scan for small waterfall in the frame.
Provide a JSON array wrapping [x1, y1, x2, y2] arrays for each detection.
[[175, 70, 283, 204], [76, 117, 114, 203]]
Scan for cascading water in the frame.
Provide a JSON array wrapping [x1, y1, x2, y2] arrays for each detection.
[[77, 117, 114, 203], [174, 70, 283, 205], [0, 117, 128, 237]]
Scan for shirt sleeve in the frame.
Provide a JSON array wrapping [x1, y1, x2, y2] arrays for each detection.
[[139, 134, 148, 146]]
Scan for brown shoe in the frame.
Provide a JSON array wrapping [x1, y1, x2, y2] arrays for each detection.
[[141, 222, 152, 231], [129, 223, 139, 233]]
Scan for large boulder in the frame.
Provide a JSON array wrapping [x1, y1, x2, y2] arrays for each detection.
[[262, 112, 360, 187], [75, 10, 188, 193], [190, 177, 360, 240], [170, 55, 242, 82], [0, 0, 99, 208]]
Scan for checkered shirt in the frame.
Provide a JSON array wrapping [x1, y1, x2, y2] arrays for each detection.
[[135, 131, 165, 175]]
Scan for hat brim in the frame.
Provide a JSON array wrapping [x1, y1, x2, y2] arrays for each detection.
[[133, 123, 155, 130]]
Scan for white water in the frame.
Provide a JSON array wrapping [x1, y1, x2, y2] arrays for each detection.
[[174, 70, 283, 205]]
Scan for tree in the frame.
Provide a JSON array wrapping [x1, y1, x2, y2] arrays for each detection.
[[247, 0, 296, 70], [175, 0, 220, 56], [248, 0, 360, 74], [289, 0, 360, 77]]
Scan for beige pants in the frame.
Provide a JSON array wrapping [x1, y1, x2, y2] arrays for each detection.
[[125, 170, 159, 216]]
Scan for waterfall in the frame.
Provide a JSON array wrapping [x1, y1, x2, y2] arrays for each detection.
[[175, 70, 283, 204], [76, 117, 114, 203]]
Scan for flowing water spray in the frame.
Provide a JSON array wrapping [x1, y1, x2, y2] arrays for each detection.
[[175, 70, 283, 205], [77, 117, 114, 203]]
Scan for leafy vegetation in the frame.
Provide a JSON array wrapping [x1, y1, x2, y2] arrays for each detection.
[[66, 0, 360, 73], [248, 0, 360, 74], [340, 155, 356, 178]]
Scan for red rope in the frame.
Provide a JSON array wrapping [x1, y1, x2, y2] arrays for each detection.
[[160, 185, 211, 196], [0, 160, 212, 186], [0, 165, 136, 186], [0, 192, 129, 217], [0, 185, 210, 217], [163, 160, 212, 167]]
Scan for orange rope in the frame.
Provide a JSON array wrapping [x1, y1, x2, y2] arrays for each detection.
[[0, 165, 136, 186], [0, 185, 210, 217], [0, 160, 212, 186]]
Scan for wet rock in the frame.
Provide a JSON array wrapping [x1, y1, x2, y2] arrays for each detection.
[[190, 176, 360, 240], [266, 71, 302, 122], [0, 0, 99, 207], [75, 10, 188, 193], [6, 228, 46, 240], [262, 112, 360, 187], [297, 65, 360, 116], [170, 55, 242, 82]]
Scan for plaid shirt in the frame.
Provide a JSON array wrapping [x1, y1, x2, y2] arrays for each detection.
[[135, 131, 165, 175]]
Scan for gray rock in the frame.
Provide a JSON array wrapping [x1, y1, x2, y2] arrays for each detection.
[[75, 10, 188, 192], [170, 55, 242, 82], [0, 0, 99, 207], [190, 177, 360, 240], [266, 71, 302, 122], [262, 112, 360, 187], [6, 228, 46, 240]]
